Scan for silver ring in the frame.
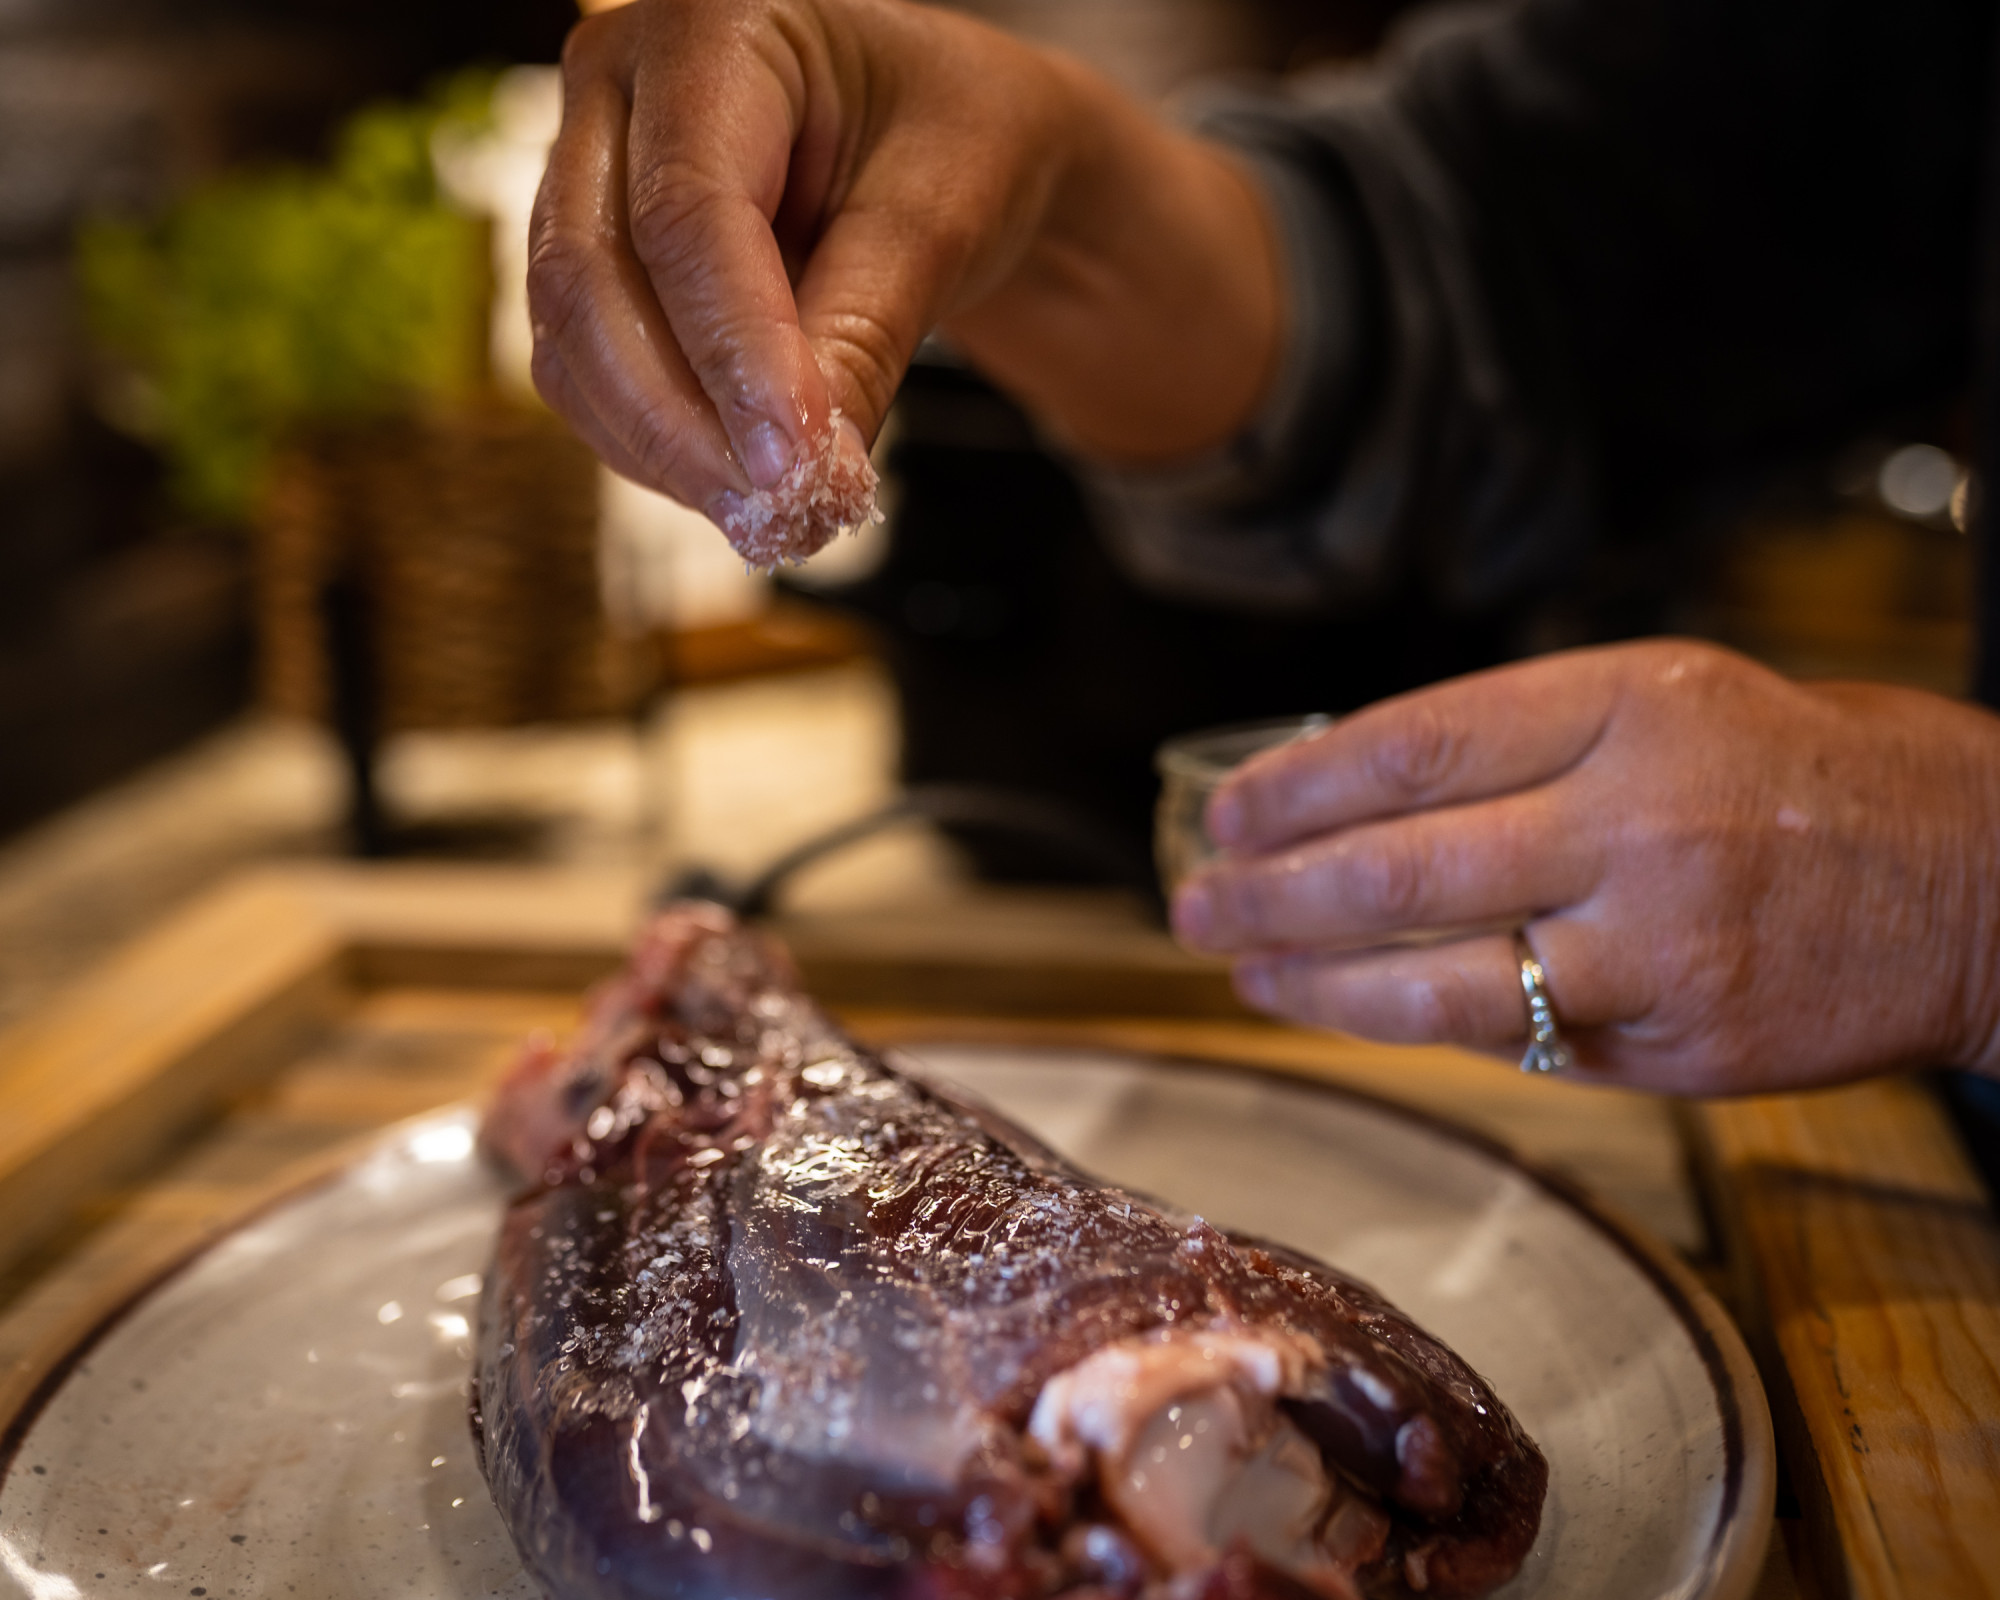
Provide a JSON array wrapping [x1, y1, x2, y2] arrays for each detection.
[[1514, 931, 1573, 1075]]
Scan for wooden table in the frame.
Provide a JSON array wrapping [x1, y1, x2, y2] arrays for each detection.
[[2, 864, 1995, 1599]]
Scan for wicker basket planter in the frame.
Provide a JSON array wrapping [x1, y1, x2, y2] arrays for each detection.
[[256, 404, 654, 734]]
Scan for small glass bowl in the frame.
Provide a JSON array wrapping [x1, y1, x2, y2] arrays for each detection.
[[1153, 714, 1331, 894]]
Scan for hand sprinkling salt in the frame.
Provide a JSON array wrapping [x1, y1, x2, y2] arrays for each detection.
[[715, 410, 883, 570]]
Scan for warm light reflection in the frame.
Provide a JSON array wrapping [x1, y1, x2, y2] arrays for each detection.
[[408, 1124, 475, 1165], [429, 1311, 472, 1342], [1878, 443, 1961, 520]]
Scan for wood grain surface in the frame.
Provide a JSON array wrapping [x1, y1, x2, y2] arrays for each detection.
[[0, 874, 345, 1286], [1691, 1084, 2000, 1600]]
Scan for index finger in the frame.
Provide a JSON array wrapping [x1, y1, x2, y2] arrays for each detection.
[[1210, 650, 1621, 853], [618, 1, 840, 486], [528, 14, 760, 500], [529, 22, 750, 507]]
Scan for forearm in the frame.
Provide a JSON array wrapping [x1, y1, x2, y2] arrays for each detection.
[[942, 57, 1286, 465]]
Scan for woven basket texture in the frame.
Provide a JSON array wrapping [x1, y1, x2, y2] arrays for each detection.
[[256, 405, 654, 731]]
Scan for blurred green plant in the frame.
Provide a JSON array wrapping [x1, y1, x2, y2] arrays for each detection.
[[78, 74, 499, 523]]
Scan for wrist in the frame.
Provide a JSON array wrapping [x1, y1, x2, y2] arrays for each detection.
[[1923, 699, 2000, 1076], [1955, 751, 2000, 1078], [1803, 682, 2000, 1079], [944, 55, 1285, 463]]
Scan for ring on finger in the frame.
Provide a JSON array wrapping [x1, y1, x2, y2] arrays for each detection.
[[1514, 929, 1573, 1075]]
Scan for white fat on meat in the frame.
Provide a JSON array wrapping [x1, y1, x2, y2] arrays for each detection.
[[1029, 1327, 1387, 1597]]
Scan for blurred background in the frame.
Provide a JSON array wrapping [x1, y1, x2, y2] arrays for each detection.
[[0, 0, 1977, 1031]]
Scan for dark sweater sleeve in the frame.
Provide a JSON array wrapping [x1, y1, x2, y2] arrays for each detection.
[[1090, 0, 1990, 616]]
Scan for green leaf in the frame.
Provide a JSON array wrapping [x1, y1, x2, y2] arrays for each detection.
[[74, 77, 497, 522]]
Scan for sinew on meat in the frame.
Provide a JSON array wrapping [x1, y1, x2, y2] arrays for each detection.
[[473, 905, 1547, 1600]]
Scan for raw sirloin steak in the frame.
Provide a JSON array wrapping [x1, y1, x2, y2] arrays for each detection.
[[474, 905, 1546, 1600]]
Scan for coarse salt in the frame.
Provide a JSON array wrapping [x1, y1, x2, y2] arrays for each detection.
[[718, 410, 883, 569]]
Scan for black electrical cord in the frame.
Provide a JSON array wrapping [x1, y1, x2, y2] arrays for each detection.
[[652, 782, 1164, 922]]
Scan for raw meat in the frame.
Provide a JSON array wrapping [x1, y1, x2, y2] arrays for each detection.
[[473, 905, 1546, 1600]]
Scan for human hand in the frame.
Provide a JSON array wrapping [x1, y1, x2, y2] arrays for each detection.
[[528, 0, 1283, 533], [1171, 640, 2000, 1094]]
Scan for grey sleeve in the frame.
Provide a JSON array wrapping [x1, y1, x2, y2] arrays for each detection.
[[1087, 0, 1987, 620], [1087, 14, 1594, 616]]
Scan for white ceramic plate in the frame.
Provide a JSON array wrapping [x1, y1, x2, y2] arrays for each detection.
[[0, 1044, 1772, 1600]]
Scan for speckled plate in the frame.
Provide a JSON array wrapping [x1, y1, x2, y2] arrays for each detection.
[[0, 1044, 1772, 1600]]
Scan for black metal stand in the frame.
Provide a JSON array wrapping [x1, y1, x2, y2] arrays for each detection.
[[321, 572, 388, 858]]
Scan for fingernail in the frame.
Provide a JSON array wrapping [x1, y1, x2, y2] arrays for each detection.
[[1171, 881, 1214, 947], [742, 420, 797, 489], [1235, 959, 1277, 1011], [1207, 787, 1246, 850]]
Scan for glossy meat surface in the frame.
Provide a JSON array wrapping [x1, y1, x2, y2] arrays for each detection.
[[474, 906, 1545, 1600]]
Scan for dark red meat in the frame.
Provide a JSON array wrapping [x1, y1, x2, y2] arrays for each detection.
[[473, 905, 1545, 1600]]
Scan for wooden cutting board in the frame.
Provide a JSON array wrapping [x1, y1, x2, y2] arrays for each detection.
[[0, 863, 1992, 1598]]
